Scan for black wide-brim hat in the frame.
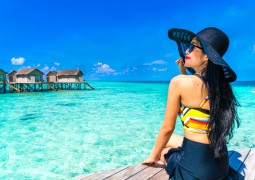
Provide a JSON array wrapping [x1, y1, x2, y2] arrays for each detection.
[[168, 27, 237, 82]]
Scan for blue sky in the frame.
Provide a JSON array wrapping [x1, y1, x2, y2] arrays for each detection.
[[0, 0, 254, 81]]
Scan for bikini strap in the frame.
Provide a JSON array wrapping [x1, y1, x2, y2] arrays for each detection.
[[195, 73, 209, 108], [199, 96, 209, 108], [194, 73, 206, 82]]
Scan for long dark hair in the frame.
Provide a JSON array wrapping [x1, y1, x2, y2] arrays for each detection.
[[204, 60, 240, 158]]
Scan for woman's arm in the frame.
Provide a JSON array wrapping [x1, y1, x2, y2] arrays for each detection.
[[142, 76, 181, 164]]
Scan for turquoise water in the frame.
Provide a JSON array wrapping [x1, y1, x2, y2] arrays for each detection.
[[0, 81, 254, 179]]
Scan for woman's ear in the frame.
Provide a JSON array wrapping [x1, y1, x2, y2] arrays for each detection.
[[204, 55, 208, 62]]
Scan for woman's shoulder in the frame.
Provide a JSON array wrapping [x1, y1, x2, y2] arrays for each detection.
[[170, 74, 193, 86], [169, 75, 197, 93]]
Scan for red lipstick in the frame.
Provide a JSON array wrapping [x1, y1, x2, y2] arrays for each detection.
[[185, 56, 190, 60]]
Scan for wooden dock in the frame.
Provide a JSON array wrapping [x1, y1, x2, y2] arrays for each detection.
[[75, 148, 255, 180], [0, 81, 94, 93]]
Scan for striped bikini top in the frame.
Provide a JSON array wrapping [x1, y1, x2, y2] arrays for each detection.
[[178, 74, 210, 134], [179, 97, 210, 134]]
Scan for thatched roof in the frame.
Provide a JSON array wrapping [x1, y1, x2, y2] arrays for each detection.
[[57, 70, 83, 76], [46, 71, 57, 76], [0, 69, 7, 74], [16, 68, 44, 75], [8, 70, 17, 76]]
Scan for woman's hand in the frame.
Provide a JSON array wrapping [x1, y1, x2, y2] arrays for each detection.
[[175, 57, 187, 74], [175, 57, 182, 65], [141, 156, 159, 165]]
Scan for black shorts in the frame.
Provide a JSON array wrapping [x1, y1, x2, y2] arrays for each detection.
[[164, 137, 229, 180]]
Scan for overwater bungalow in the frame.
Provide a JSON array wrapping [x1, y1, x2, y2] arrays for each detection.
[[57, 70, 84, 82], [46, 71, 57, 83], [15, 68, 44, 83], [0, 69, 7, 83], [7, 70, 17, 83], [1, 68, 93, 93]]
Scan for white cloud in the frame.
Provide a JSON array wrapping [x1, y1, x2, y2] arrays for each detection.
[[11, 57, 25, 65], [50, 66, 56, 71], [43, 65, 49, 71], [54, 62, 60, 66], [131, 67, 137, 72], [93, 62, 117, 75], [119, 66, 138, 75], [143, 60, 167, 66], [158, 68, 168, 72], [37, 64, 41, 67], [41, 65, 56, 72], [152, 67, 168, 72], [123, 67, 138, 73], [253, 44, 255, 53]]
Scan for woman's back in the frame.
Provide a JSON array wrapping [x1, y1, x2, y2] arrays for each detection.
[[177, 74, 211, 144], [179, 74, 209, 110]]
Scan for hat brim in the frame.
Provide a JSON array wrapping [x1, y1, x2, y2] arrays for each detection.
[[168, 28, 196, 74], [168, 28, 237, 82], [197, 37, 237, 82]]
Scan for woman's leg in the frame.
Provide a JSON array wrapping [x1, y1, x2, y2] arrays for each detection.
[[165, 134, 184, 148], [160, 147, 171, 165], [160, 134, 184, 165]]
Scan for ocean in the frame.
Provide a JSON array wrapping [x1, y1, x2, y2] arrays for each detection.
[[0, 81, 254, 179]]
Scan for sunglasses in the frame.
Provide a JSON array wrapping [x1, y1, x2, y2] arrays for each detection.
[[186, 44, 203, 53]]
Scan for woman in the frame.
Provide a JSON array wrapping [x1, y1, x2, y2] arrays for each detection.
[[142, 27, 239, 179]]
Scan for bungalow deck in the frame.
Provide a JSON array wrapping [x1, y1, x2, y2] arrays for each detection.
[[0, 81, 94, 93], [75, 148, 255, 180]]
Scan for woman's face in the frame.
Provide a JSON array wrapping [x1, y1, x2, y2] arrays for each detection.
[[184, 38, 208, 69]]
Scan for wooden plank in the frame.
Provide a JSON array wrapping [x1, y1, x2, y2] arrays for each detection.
[[6, 82, 20, 92], [81, 166, 129, 180], [229, 148, 251, 172], [127, 161, 165, 180], [148, 168, 169, 180], [73, 173, 93, 180], [105, 164, 148, 179], [241, 148, 255, 179], [74, 149, 255, 180], [85, 82, 94, 89]]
